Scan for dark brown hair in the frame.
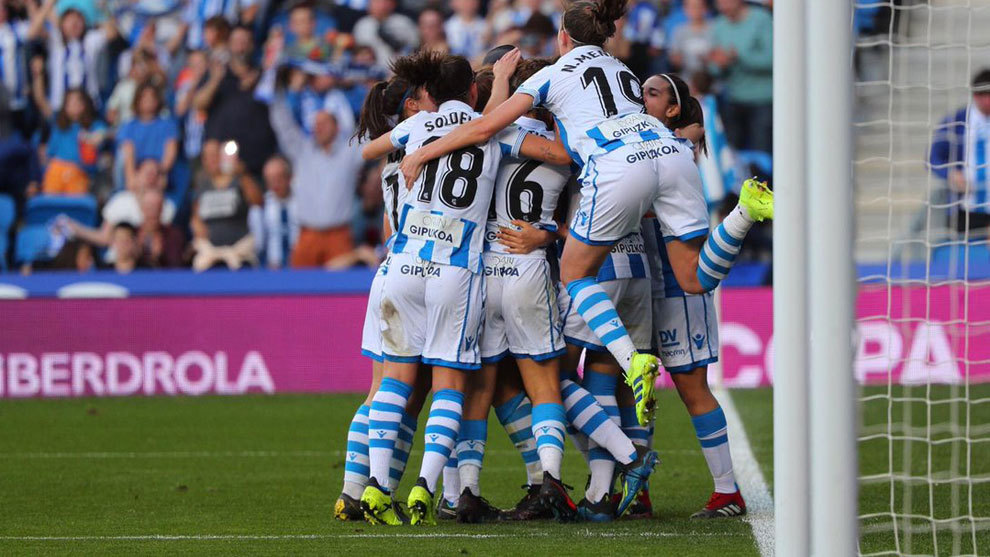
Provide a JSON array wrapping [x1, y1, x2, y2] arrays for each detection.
[[561, 0, 628, 46], [473, 66, 494, 112], [354, 75, 416, 141], [511, 58, 555, 128], [55, 88, 96, 130], [657, 73, 707, 154], [132, 82, 164, 119], [390, 51, 473, 106]]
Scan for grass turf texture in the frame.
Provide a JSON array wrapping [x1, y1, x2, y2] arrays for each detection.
[[0, 386, 986, 555]]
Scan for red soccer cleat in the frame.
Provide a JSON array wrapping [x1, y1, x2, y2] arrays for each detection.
[[691, 490, 747, 519]]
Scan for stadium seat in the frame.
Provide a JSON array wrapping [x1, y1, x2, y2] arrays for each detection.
[[931, 242, 990, 272], [14, 195, 99, 265], [0, 194, 14, 270]]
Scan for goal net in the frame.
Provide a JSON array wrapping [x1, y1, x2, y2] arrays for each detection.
[[853, 1, 990, 554]]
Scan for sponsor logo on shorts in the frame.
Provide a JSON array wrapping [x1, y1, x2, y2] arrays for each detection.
[[661, 348, 688, 359], [484, 256, 521, 277], [464, 335, 477, 351], [611, 238, 646, 254], [399, 263, 441, 277], [625, 143, 679, 164], [659, 329, 680, 348], [693, 333, 706, 350]]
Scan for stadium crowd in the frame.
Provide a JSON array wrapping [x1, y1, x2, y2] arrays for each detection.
[[0, 0, 779, 273]]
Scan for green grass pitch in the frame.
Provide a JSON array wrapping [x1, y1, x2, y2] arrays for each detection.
[[0, 386, 986, 555]]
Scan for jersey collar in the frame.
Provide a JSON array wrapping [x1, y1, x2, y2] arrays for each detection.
[[439, 100, 476, 113]]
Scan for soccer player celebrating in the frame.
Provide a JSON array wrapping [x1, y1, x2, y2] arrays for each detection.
[[358, 51, 573, 526], [334, 74, 436, 522]]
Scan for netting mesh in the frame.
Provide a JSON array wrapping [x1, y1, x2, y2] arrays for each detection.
[[853, 1, 990, 555]]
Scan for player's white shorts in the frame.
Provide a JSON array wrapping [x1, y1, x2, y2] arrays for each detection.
[[360, 254, 392, 362], [480, 253, 565, 363], [380, 251, 486, 370], [558, 278, 653, 353], [653, 293, 719, 373]]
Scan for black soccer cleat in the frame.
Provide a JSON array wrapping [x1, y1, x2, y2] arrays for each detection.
[[501, 484, 551, 521], [456, 488, 502, 524], [334, 493, 364, 521], [539, 472, 578, 522], [625, 486, 654, 519], [437, 496, 458, 520], [577, 494, 616, 522]]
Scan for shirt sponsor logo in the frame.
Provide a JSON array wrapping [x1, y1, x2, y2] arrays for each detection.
[[625, 143, 680, 164], [403, 209, 465, 247], [595, 113, 657, 140]]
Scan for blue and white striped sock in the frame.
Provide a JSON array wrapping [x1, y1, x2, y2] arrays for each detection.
[[368, 378, 413, 491], [389, 412, 418, 491], [697, 206, 753, 292], [419, 389, 464, 493], [495, 392, 543, 485], [692, 407, 737, 494], [531, 402, 566, 479], [342, 404, 370, 499], [456, 419, 488, 496], [566, 278, 638, 371], [442, 453, 460, 504], [619, 404, 650, 449], [561, 377, 636, 465], [583, 370, 621, 502]]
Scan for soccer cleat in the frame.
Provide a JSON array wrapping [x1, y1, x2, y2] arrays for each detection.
[[616, 446, 659, 517], [577, 495, 615, 523], [456, 488, 502, 524], [407, 477, 437, 526], [691, 489, 747, 519], [624, 353, 660, 427], [334, 493, 364, 521], [539, 472, 578, 522], [739, 178, 774, 222], [392, 500, 411, 525], [437, 497, 458, 520], [625, 486, 654, 519], [501, 484, 551, 521], [360, 478, 403, 526]]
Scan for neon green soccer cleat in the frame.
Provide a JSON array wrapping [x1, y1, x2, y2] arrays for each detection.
[[407, 477, 437, 526], [739, 178, 774, 222], [360, 478, 403, 526], [624, 353, 660, 427]]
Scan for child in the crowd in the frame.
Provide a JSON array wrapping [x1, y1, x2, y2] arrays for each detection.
[[40, 88, 106, 195], [117, 82, 179, 188]]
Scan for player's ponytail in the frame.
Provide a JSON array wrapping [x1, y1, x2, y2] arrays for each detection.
[[562, 0, 628, 46], [354, 77, 415, 142], [391, 51, 473, 106]]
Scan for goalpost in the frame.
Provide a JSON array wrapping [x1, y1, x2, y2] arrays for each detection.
[[775, 1, 989, 555]]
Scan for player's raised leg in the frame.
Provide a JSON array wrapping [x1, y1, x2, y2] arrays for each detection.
[[696, 179, 774, 291]]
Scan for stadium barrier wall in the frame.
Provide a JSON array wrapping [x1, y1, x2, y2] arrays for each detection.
[[1, 278, 987, 398]]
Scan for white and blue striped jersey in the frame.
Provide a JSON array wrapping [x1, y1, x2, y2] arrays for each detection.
[[381, 147, 406, 248], [516, 45, 671, 166], [0, 21, 29, 110], [389, 100, 526, 273], [183, 0, 256, 49], [487, 116, 569, 257], [47, 27, 107, 110], [444, 16, 488, 60], [965, 104, 990, 213]]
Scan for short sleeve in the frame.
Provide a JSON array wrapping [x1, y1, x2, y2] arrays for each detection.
[[656, 157, 710, 242], [162, 118, 179, 140], [389, 114, 417, 148], [496, 125, 526, 158], [516, 65, 554, 109]]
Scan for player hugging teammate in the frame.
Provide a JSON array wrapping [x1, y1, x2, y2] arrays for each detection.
[[335, 0, 774, 526]]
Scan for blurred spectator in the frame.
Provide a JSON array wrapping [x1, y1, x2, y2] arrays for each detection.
[[175, 49, 209, 164], [48, 238, 94, 271], [285, 2, 329, 61], [708, 0, 773, 153], [136, 189, 185, 268], [352, 0, 418, 64], [517, 13, 555, 59], [446, 0, 489, 61], [930, 69, 990, 235], [417, 8, 449, 54], [38, 88, 106, 195], [28, 0, 118, 112], [117, 19, 175, 81], [268, 93, 362, 268], [0, 1, 32, 136], [194, 30, 277, 178], [182, 0, 255, 50], [117, 83, 179, 186], [623, 0, 664, 78], [105, 49, 164, 127], [110, 222, 141, 273], [190, 142, 262, 271], [63, 159, 176, 247], [668, 0, 712, 77], [256, 154, 298, 268]]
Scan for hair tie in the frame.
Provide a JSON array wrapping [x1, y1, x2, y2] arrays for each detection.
[[397, 86, 415, 117], [660, 74, 681, 107]]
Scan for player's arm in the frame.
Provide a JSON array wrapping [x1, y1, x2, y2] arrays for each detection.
[[362, 133, 398, 161], [517, 134, 571, 167], [662, 237, 708, 295], [400, 93, 533, 185], [483, 48, 522, 115]]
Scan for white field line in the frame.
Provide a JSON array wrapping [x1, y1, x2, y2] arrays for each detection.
[[0, 448, 717, 460], [715, 388, 775, 557], [0, 531, 749, 542]]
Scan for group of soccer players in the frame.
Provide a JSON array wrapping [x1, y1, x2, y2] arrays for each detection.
[[333, 0, 774, 526]]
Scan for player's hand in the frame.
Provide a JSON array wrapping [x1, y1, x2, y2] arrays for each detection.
[[400, 153, 425, 190], [948, 168, 968, 193], [497, 220, 555, 254], [675, 123, 705, 144], [493, 48, 521, 82]]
